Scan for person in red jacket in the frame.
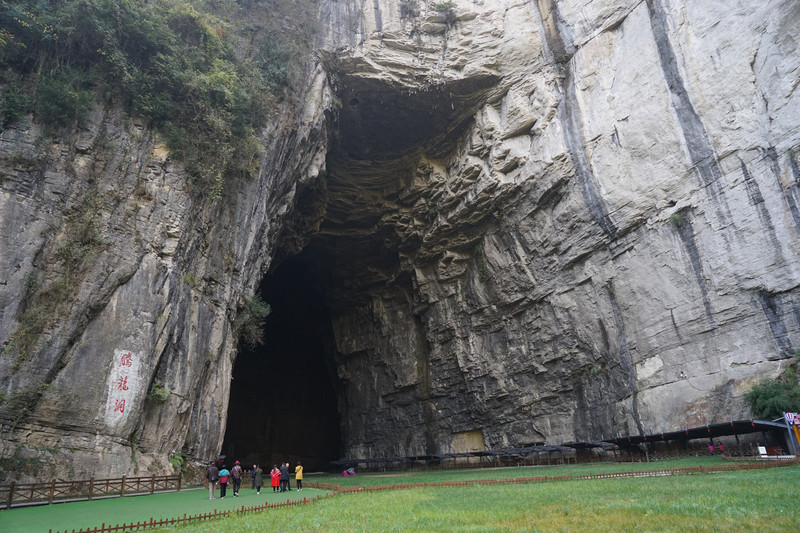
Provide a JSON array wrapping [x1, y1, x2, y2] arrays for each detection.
[[218, 465, 230, 499], [270, 464, 281, 493]]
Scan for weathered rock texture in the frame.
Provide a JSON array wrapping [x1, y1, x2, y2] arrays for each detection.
[[0, 79, 333, 479], [2, 0, 800, 480], [309, 0, 800, 458]]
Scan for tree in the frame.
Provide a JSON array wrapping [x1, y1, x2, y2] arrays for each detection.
[[744, 357, 800, 420]]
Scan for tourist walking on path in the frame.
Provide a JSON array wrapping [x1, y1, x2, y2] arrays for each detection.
[[219, 465, 230, 498], [270, 465, 280, 493], [280, 462, 290, 492], [231, 461, 243, 497], [253, 464, 263, 494], [206, 462, 219, 500], [295, 462, 303, 491], [251, 464, 257, 490]]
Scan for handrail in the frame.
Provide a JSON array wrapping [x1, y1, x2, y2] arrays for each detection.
[[0, 474, 181, 509]]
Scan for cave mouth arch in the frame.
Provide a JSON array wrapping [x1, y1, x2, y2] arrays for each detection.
[[220, 73, 501, 469], [222, 254, 342, 472]]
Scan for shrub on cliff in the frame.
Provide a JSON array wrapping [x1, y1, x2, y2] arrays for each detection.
[[744, 356, 800, 420], [235, 294, 271, 348]]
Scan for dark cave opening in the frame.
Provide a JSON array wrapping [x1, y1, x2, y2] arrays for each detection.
[[220, 74, 499, 470], [222, 254, 342, 472]]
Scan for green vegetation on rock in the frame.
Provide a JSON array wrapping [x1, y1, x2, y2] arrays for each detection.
[[0, 0, 320, 197], [147, 380, 171, 403], [433, 1, 457, 25], [168, 452, 185, 472], [433, 1, 456, 12], [744, 353, 800, 419], [235, 293, 271, 348]]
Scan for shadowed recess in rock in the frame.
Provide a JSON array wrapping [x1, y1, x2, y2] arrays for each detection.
[[222, 257, 342, 472], [336, 73, 499, 160]]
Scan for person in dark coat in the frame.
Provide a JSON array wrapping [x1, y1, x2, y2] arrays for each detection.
[[231, 461, 243, 497], [206, 462, 219, 500], [253, 464, 263, 495], [251, 464, 257, 490], [279, 462, 290, 492]]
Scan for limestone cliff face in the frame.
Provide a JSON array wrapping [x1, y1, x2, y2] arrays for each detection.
[[312, 0, 800, 457], [0, 79, 333, 480], [1, 0, 800, 481]]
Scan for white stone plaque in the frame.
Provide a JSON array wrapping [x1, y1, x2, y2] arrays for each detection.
[[104, 349, 141, 429]]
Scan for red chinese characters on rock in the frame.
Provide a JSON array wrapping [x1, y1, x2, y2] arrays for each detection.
[[107, 350, 136, 420]]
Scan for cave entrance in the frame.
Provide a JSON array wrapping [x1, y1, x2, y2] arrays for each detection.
[[222, 253, 342, 472], [220, 71, 500, 469]]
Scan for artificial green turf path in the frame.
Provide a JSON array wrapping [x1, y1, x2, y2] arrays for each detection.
[[0, 486, 321, 533]]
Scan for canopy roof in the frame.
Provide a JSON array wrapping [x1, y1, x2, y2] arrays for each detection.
[[600, 419, 787, 447], [331, 420, 790, 467]]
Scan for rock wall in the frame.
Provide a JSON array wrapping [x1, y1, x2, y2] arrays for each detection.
[[1, 0, 799, 480], [0, 69, 333, 480], [313, 0, 800, 457]]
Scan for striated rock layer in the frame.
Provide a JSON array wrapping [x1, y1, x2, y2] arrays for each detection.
[[2, 0, 800, 480], [0, 82, 333, 479], [309, 0, 800, 458]]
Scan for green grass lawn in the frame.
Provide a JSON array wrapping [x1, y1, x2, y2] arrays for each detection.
[[1, 458, 797, 533], [165, 465, 800, 533], [308, 456, 734, 487]]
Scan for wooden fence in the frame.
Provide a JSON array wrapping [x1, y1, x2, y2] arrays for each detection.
[[48, 494, 332, 533], [1, 474, 181, 509]]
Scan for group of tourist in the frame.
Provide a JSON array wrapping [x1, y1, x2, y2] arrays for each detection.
[[205, 460, 303, 500], [269, 461, 304, 492]]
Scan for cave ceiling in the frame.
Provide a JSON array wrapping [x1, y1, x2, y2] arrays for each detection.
[[274, 70, 502, 311]]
